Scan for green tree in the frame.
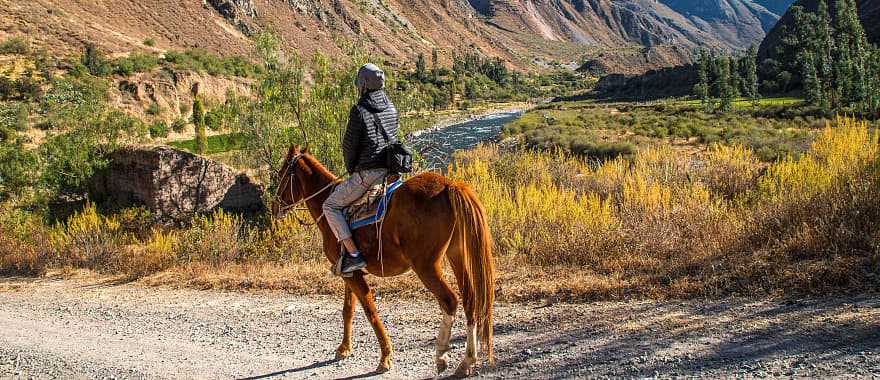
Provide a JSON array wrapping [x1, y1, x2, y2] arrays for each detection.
[[870, 47, 880, 113], [729, 56, 743, 98], [815, 0, 834, 108], [832, 0, 855, 105], [719, 58, 735, 112], [231, 33, 372, 193], [415, 53, 427, 81], [0, 140, 39, 200], [802, 51, 824, 106], [694, 49, 712, 111], [431, 48, 439, 81], [742, 44, 759, 101], [192, 96, 207, 154]]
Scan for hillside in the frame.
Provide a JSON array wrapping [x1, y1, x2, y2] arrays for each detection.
[[475, 0, 791, 50], [0, 0, 793, 75]]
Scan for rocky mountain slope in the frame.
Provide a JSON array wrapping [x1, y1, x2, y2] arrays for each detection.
[[0, 0, 794, 74], [485, 0, 791, 52]]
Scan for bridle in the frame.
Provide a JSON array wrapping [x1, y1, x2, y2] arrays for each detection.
[[274, 153, 340, 226]]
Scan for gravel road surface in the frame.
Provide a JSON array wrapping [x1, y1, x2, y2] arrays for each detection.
[[1, 277, 879, 379]]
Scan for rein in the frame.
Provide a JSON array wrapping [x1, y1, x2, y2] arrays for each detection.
[[275, 153, 341, 226]]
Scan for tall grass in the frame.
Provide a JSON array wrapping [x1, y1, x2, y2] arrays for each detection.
[[452, 117, 879, 298], [1, 118, 877, 300]]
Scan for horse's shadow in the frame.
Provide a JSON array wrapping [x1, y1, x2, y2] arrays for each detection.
[[238, 358, 389, 380], [238, 358, 340, 380]]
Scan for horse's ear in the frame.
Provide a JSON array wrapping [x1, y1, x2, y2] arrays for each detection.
[[287, 145, 299, 159], [302, 146, 310, 155]]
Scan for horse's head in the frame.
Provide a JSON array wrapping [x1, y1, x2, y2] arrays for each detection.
[[271, 145, 311, 218]]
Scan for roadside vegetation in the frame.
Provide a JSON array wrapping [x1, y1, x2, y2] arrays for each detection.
[[1, 33, 878, 301], [1, 118, 877, 300]]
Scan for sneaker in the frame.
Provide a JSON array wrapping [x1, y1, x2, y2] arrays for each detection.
[[341, 252, 367, 273]]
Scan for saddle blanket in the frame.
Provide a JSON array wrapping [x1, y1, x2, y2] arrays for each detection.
[[345, 178, 404, 230]]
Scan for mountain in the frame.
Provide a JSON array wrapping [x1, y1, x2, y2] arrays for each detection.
[[662, 0, 783, 41], [478, 0, 790, 51], [0, 0, 794, 74]]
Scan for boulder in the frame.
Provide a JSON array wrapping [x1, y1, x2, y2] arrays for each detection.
[[90, 145, 264, 219]]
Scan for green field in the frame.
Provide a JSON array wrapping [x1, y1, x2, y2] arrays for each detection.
[[676, 97, 803, 108], [502, 98, 832, 162]]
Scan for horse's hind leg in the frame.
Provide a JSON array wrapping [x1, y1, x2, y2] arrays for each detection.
[[335, 284, 355, 360], [413, 261, 458, 374], [344, 272, 393, 373], [446, 247, 479, 377]]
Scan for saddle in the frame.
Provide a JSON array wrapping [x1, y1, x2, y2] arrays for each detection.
[[344, 175, 404, 230], [332, 175, 403, 278]]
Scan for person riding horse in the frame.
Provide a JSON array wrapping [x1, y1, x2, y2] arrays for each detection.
[[323, 63, 400, 274]]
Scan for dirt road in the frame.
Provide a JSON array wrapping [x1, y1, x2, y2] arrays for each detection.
[[1, 277, 879, 379]]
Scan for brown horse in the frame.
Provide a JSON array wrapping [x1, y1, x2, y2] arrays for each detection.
[[272, 146, 495, 377]]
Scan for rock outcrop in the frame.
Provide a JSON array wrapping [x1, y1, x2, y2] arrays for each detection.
[[90, 146, 264, 219], [206, 0, 258, 34]]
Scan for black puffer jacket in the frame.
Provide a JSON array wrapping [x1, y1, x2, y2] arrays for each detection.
[[342, 90, 399, 174]]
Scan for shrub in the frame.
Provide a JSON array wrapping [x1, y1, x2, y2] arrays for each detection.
[[248, 213, 323, 262], [759, 118, 879, 202], [0, 37, 29, 54], [205, 108, 224, 131], [178, 210, 246, 265], [50, 202, 124, 269], [148, 121, 169, 138], [0, 140, 40, 199], [0, 208, 52, 275], [81, 43, 111, 76], [143, 39, 156, 47], [0, 102, 29, 133], [112, 52, 159, 76], [113, 229, 177, 276], [146, 103, 162, 116], [449, 117, 879, 297], [171, 118, 188, 133], [701, 143, 760, 199], [163, 50, 259, 78]]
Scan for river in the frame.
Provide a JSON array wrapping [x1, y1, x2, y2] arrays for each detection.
[[407, 110, 524, 170]]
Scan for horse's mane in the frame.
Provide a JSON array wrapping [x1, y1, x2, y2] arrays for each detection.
[[299, 152, 338, 181]]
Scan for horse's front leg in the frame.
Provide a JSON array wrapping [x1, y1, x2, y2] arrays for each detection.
[[344, 272, 393, 373], [335, 284, 356, 360]]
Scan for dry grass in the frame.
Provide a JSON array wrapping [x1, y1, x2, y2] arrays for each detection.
[[1, 117, 879, 301]]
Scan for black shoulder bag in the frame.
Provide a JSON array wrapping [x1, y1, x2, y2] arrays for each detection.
[[369, 111, 413, 174]]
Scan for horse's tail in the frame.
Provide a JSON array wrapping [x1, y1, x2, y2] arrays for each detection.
[[448, 182, 495, 366]]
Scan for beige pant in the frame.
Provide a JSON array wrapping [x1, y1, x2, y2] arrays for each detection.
[[322, 168, 388, 242]]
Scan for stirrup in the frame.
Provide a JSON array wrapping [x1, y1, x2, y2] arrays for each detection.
[[331, 257, 355, 278]]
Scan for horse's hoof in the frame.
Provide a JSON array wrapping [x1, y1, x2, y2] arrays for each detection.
[[454, 361, 474, 378], [335, 347, 351, 360], [435, 357, 449, 374], [375, 362, 392, 374], [453, 368, 473, 378]]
